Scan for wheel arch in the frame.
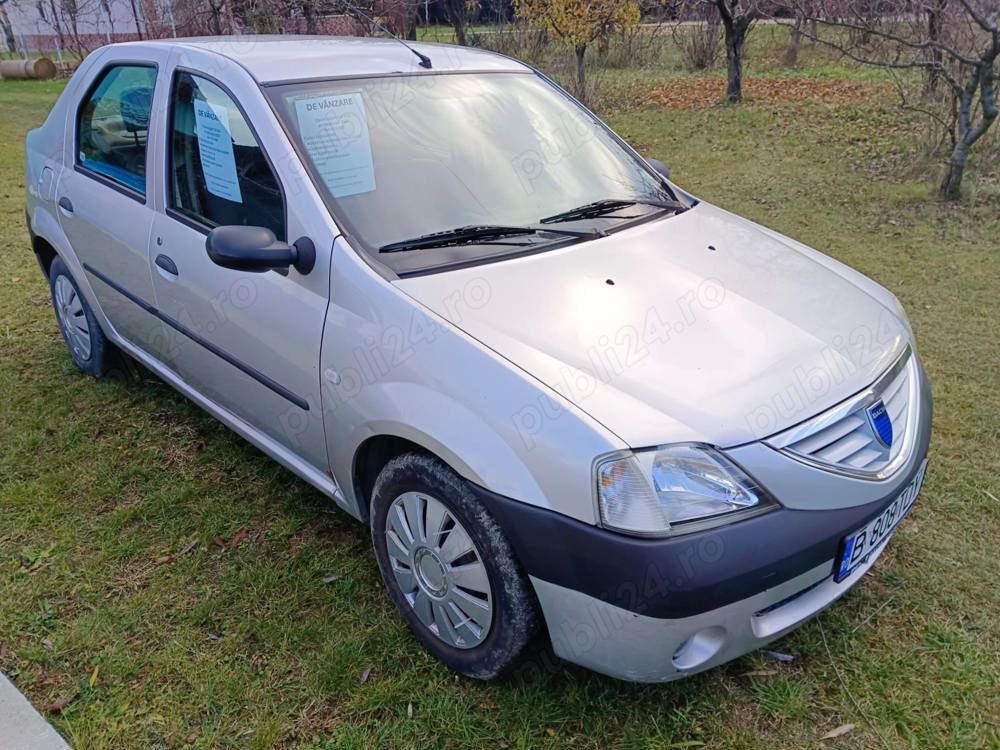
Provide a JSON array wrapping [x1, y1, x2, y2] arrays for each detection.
[[32, 233, 59, 277], [347, 407, 550, 526], [352, 434, 430, 524]]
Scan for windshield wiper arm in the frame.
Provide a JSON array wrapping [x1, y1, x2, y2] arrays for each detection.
[[540, 197, 687, 225], [379, 224, 599, 253]]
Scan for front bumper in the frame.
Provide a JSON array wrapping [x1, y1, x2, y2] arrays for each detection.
[[530, 540, 891, 682], [473, 359, 932, 682]]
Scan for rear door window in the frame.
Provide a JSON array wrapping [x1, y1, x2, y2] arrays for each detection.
[[168, 71, 285, 240], [77, 64, 157, 197]]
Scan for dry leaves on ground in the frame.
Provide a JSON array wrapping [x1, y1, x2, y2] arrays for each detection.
[[648, 77, 886, 110]]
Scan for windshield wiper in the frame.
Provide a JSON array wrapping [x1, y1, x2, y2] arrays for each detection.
[[379, 224, 598, 253], [540, 197, 687, 225]]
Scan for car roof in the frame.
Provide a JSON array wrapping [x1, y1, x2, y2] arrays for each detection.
[[114, 35, 528, 84]]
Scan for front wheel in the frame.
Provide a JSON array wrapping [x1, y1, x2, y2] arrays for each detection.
[[370, 453, 540, 679]]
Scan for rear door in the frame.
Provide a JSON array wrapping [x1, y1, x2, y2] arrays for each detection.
[[147, 60, 334, 472], [56, 53, 169, 352]]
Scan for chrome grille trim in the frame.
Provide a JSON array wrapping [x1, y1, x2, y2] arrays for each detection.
[[766, 347, 917, 480]]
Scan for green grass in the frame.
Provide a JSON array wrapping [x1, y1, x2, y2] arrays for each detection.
[[2, 36, 1000, 750]]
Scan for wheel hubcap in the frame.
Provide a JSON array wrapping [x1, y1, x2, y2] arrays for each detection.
[[54, 275, 91, 361], [385, 492, 493, 649]]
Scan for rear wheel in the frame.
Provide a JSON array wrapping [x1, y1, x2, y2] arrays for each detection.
[[48, 256, 109, 377], [370, 453, 539, 679]]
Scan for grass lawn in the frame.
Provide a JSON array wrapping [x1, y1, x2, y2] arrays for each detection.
[[1, 34, 999, 750]]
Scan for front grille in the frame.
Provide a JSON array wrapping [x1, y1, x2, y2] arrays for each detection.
[[767, 348, 917, 478]]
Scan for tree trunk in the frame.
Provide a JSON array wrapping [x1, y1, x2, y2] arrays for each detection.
[[301, 1, 317, 35], [127, 0, 144, 39], [923, 0, 947, 98], [939, 144, 967, 199], [0, 4, 16, 52], [723, 19, 748, 103], [939, 63, 999, 199], [101, 0, 115, 41], [784, 11, 803, 67], [575, 44, 587, 103], [443, 0, 467, 46], [209, 0, 222, 35], [46, 0, 69, 56]]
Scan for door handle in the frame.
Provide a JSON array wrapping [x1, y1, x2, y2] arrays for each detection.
[[57, 196, 74, 214], [155, 254, 178, 276]]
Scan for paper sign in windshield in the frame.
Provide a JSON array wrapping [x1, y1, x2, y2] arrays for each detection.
[[294, 93, 376, 199], [194, 99, 243, 203]]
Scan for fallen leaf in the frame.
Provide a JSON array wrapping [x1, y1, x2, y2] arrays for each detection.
[[42, 639, 53, 652], [742, 669, 778, 677], [322, 574, 341, 584], [48, 693, 78, 714], [154, 554, 177, 565], [406, 702, 413, 718], [231, 528, 252, 546], [89, 665, 100, 688], [11, 277, 22, 283], [762, 650, 794, 663], [179, 540, 198, 556], [186, 732, 199, 742], [360, 666, 373, 684], [820, 724, 855, 740], [546, 728, 556, 737], [212, 537, 227, 549]]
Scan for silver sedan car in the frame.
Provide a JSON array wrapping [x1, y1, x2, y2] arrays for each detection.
[[25, 36, 931, 682]]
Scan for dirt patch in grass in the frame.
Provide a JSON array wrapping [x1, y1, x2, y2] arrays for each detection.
[[648, 76, 888, 109]]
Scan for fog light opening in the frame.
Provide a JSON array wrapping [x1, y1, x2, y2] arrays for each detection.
[[672, 626, 727, 671]]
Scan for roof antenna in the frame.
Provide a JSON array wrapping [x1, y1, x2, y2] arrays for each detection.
[[340, 1, 432, 69]]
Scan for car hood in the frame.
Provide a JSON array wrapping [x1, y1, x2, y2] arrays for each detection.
[[395, 202, 909, 448]]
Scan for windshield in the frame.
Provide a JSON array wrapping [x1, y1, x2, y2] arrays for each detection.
[[267, 72, 677, 274]]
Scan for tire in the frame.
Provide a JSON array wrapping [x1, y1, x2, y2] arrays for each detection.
[[48, 256, 110, 377], [370, 453, 540, 680]]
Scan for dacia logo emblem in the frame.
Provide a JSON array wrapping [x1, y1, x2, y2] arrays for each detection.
[[866, 399, 893, 449]]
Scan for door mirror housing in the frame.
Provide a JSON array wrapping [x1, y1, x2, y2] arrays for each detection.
[[205, 226, 315, 275], [647, 158, 670, 181]]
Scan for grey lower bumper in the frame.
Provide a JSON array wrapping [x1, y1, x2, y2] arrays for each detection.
[[531, 535, 893, 682]]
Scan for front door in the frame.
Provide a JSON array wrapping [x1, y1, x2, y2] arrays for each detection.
[[57, 58, 166, 351], [147, 66, 332, 472]]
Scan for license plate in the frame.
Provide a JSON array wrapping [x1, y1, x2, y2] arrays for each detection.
[[834, 460, 928, 582]]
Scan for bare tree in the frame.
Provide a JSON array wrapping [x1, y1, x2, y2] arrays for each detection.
[[785, 0, 810, 65], [800, 0, 999, 198], [203, 0, 235, 34], [127, 0, 144, 37], [0, 2, 17, 52], [440, 0, 477, 45], [672, 0, 722, 70], [300, 0, 319, 33], [376, 0, 420, 38], [712, 0, 761, 102]]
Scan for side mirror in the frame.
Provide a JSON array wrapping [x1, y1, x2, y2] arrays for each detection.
[[647, 158, 670, 181], [205, 226, 315, 275]]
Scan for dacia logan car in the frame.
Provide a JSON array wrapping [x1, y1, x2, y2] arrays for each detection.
[[25, 36, 931, 682]]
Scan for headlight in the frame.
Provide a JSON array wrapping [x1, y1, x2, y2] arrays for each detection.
[[595, 444, 775, 537]]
